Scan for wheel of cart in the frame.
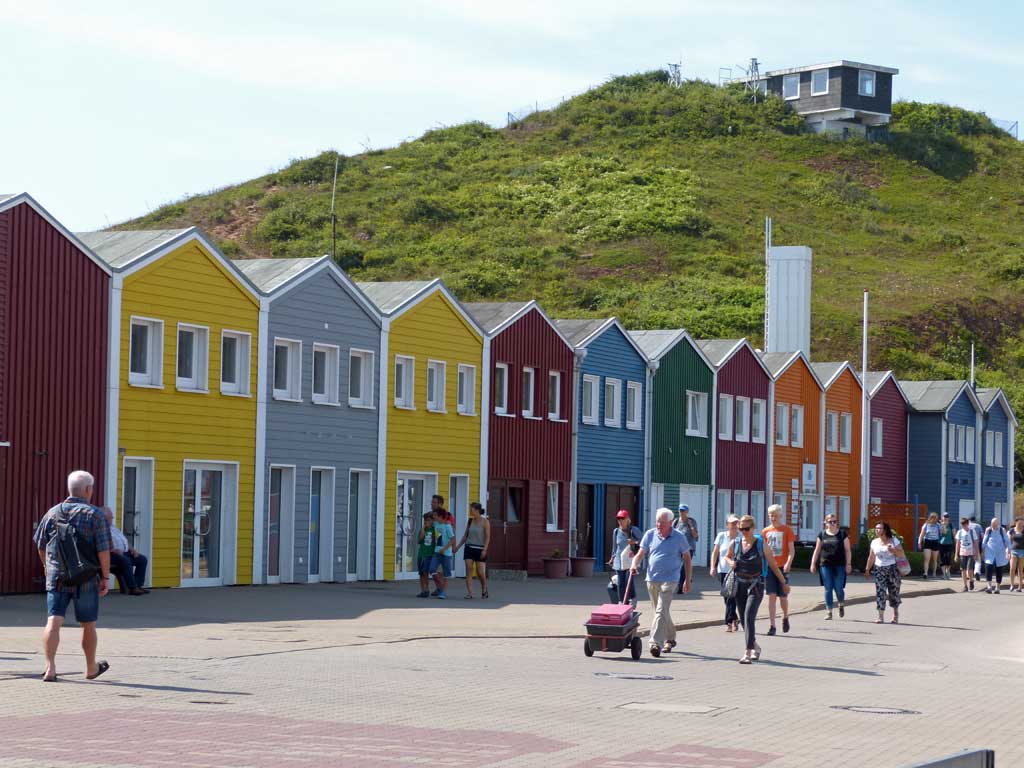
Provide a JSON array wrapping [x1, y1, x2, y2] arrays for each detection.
[[630, 636, 642, 660], [583, 638, 594, 657]]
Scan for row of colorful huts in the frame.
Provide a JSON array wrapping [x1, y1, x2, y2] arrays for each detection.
[[0, 193, 1016, 592]]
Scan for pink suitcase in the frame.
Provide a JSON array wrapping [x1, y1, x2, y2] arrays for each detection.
[[589, 603, 634, 625]]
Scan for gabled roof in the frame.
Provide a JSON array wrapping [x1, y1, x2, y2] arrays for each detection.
[[553, 317, 649, 361], [900, 380, 981, 414], [864, 370, 910, 404], [0, 192, 111, 274], [629, 329, 714, 369], [233, 256, 381, 322], [757, 350, 824, 389], [77, 229, 192, 269], [696, 338, 772, 378], [976, 387, 1019, 426], [464, 301, 574, 349], [810, 361, 861, 390], [357, 279, 483, 337]]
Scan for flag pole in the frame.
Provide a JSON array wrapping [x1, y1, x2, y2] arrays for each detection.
[[861, 290, 869, 535]]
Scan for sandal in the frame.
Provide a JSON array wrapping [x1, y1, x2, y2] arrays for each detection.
[[751, 645, 762, 661], [739, 655, 752, 664], [86, 661, 110, 680], [481, 591, 489, 599], [42, 673, 58, 683], [464, 594, 474, 599]]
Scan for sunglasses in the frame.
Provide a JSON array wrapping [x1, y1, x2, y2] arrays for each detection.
[[825, 518, 837, 523], [739, 525, 753, 531]]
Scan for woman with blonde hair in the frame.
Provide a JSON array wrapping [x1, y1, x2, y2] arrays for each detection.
[[1008, 518, 1024, 592], [724, 514, 789, 664], [709, 515, 740, 632], [917, 512, 941, 579]]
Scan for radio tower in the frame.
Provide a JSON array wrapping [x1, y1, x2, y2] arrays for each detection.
[[666, 61, 683, 87]]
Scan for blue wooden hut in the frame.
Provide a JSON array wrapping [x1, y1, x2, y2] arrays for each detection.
[[976, 387, 1017, 524]]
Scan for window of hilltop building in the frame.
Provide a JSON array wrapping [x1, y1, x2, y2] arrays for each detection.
[[129, 317, 164, 387], [811, 69, 829, 95], [686, 391, 708, 437], [220, 331, 250, 396], [858, 70, 876, 97], [312, 343, 340, 405], [783, 73, 800, 100]]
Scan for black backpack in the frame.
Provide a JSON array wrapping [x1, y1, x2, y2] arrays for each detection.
[[47, 504, 100, 587]]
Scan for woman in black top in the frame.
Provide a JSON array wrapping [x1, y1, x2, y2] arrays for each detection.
[[724, 515, 789, 664], [810, 514, 852, 620], [1008, 518, 1024, 593]]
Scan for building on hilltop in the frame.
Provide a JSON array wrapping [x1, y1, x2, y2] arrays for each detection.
[[753, 60, 899, 138]]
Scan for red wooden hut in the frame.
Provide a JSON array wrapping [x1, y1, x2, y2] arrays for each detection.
[[865, 371, 909, 506], [0, 194, 111, 593], [465, 302, 575, 574]]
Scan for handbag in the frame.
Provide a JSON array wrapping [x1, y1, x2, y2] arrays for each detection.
[[720, 568, 738, 599], [895, 554, 911, 577]]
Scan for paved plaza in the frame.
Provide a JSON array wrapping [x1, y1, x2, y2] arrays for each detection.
[[0, 573, 1019, 767]]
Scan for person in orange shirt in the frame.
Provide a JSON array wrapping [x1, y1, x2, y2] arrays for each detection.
[[762, 504, 795, 635]]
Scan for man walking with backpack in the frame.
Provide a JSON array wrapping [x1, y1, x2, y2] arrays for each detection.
[[32, 470, 112, 682]]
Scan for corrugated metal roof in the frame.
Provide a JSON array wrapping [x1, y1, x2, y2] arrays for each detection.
[[810, 361, 846, 387], [233, 257, 325, 293], [864, 371, 889, 394], [900, 380, 968, 412], [0, 194, 15, 205], [628, 330, 684, 360], [77, 228, 191, 268], [696, 339, 742, 367], [356, 280, 435, 314], [553, 318, 610, 347], [463, 302, 531, 334], [976, 387, 999, 410], [759, 351, 798, 376]]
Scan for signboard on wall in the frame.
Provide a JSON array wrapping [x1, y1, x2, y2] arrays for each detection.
[[802, 464, 817, 494]]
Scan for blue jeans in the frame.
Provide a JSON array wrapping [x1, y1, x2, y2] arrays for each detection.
[[821, 564, 847, 609], [110, 551, 147, 591], [616, 570, 637, 603]]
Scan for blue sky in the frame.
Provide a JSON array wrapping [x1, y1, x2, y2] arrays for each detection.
[[1, 1, 1020, 230]]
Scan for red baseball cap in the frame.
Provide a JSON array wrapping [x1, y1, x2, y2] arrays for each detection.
[[616, 510, 630, 520]]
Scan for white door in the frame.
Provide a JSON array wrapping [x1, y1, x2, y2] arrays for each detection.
[[267, 466, 296, 584], [800, 497, 820, 542], [181, 462, 238, 587], [649, 483, 665, 515], [449, 475, 470, 578], [680, 484, 709, 567], [348, 470, 373, 580], [396, 473, 435, 579], [308, 468, 335, 583], [122, 458, 154, 588]]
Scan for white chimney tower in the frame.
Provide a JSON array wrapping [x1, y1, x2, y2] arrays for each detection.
[[765, 245, 812, 356]]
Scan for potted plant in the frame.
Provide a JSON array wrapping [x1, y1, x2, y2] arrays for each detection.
[[570, 552, 595, 578], [543, 548, 570, 579]]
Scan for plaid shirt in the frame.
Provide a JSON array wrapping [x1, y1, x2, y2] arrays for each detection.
[[32, 497, 112, 592]]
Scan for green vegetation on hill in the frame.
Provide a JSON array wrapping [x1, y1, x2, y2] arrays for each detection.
[[129, 72, 1024, 474]]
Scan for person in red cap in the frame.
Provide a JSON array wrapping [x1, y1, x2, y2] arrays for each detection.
[[608, 510, 643, 606]]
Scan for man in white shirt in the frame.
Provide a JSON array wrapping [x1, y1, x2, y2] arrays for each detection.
[[103, 507, 149, 596]]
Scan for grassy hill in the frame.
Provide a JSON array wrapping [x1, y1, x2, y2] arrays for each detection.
[[128, 71, 1024, 473]]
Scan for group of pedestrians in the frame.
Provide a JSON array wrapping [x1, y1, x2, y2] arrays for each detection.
[[416, 495, 491, 600]]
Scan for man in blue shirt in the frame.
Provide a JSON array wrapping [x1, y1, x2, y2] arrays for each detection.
[[631, 508, 691, 657]]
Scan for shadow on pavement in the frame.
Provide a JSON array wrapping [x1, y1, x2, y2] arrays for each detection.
[[672, 649, 882, 676]]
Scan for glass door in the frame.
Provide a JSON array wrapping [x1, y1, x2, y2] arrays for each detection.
[[348, 471, 372, 580], [121, 459, 153, 586], [268, 468, 282, 582], [396, 474, 429, 577], [182, 466, 224, 586], [309, 470, 322, 582]]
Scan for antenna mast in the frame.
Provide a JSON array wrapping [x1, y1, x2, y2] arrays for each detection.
[[745, 57, 761, 103], [330, 152, 340, 262], [666, 61, 683, 87], [763, 216, 772, 346]]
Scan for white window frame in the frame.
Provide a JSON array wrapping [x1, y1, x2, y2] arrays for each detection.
[[493, 362, 509, 416], [858, 69, 876, 97], [604, 377, 622, 428], [548, 371, 562, 420], [581, 374, 599, 425], [546, 481, 561, 532], [685, 391, 708, 437], [790, 404, 804, 448], [128, 316, 164, 388], [826, 411, 838, 451], [394, 354, 415, 409], [985, 430, 995, 467], [219, 330, 250, 396], [521, 366, 537, 418], [965, 426, 975, 465], [311, 342, 341, 406], [348, 348, 375, 409], [750, 491, 765, 522], [783, 73, 800, 100], [839, 496, 851, 528], [733, 489, 749, 517], [776, 403, 790, 445], [717, 489, 732, 519], [839, 412, 852, 453], [948, 423, 956, 462], [811, 68, 829, 96], [995, 431, 1004, 468], [871, 417, 883, 457], [734, 396, 750, 442], [273, 337, 302, 402], [752, 398, 766, 444], [457, 364, 476, 416], [625, 381, 642, 431], [426, 360, 447, 413], [718, 394, 734, 440], [175, 323, 209, 393], [956, 425, 966, 463], [825, 496, 837, 523]]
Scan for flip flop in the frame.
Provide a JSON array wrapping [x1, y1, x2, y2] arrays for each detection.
[[86, 661, 110, 680], [42, 673, 58, 683]]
